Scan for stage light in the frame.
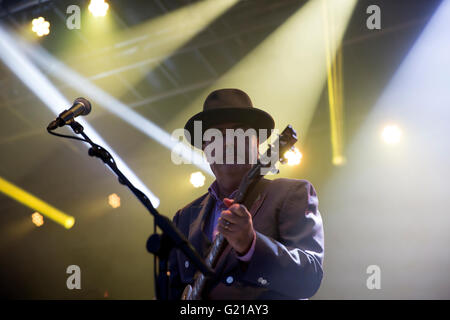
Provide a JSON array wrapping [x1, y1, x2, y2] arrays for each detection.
[[108, 193, 121, 208], [65, 217, 75, 229], [332, 155, 346, 166], [0, 176, 75, 229], [31, 17, 50, 37], [284, 147, 303, 166], [190, 171, 205, 188], [65, 0, 238, 97], [318, 1, 450, 299], [169, 0, 357, 155], [381, 124, 402, 144], [23, 42, 213, 177], [323, 0, 346, 166], [0, 25, 160, 208], [31, 212, 44, 227], [89, 0, 109, 17]]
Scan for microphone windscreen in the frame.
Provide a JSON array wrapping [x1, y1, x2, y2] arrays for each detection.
[[74, 97, 92, 115]]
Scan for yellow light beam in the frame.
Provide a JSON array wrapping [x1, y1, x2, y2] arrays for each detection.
[[0, 176, 75, 229], [61, 0, 239, 97], [167, 0, 356, 162], [322, 0, 346, 166]]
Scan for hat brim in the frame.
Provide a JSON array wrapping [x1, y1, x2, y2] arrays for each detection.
[[184, 107, 275, 148]]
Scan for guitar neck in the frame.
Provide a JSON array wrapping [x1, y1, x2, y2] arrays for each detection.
[[189, 232, 227, 299], [189, 171, 263, 299]]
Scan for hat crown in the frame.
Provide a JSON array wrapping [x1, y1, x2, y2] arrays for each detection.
[[184, 88, 274, 148], [203, 88, 254, 110]]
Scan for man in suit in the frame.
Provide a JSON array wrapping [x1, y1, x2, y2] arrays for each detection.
[[168, 88, 324, 300]]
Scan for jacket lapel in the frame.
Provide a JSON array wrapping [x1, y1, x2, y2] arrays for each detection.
[[188, 194, 215, 258], [248, 191, 267, 219]]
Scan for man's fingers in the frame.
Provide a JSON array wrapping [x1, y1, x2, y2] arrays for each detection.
[[223, 199, 249, 218], [218, 216, 238, 231], [217, 219, 233, 234], [220, 210, 240, 224], [223, 198, 234, 208], [228, 203, 248, 217]]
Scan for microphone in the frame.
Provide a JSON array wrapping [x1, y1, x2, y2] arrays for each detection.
[[47, 97, 92, 130]]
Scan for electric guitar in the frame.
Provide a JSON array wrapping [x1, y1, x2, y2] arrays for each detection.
[[181, 125, 298, 300]]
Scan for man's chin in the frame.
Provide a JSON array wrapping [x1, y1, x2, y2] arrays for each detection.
[[211, 163, 252, 175]]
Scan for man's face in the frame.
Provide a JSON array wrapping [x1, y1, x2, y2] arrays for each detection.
[[202, 122, 259, 185]]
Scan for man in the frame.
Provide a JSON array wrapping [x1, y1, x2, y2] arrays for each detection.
[[168, 88, 324, 300]]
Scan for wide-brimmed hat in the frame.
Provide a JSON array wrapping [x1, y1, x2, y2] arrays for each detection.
[[184, 88, 274, 147]]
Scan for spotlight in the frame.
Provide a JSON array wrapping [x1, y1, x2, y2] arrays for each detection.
[[0, 26, 161, 208], [31, 17, 50, 37], [382, 124, 402, 144], [64, 217, 75, 229], [332, 155, 346, 166], [32, 212, 44, 227], [190, 172, 205, 188], [284, 147, 302, 166], [89, 0, 109, 17], [108, 193, 121, 208]]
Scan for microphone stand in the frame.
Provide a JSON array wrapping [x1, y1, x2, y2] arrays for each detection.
[[64, 120, 214, 300]]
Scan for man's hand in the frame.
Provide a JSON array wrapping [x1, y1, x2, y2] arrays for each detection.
[[217, 198, 256, 255]]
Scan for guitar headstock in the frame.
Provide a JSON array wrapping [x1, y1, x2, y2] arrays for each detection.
[[277, 125, 298, 161], [234, 124, 298, 202], [259, 125, 298, 172]]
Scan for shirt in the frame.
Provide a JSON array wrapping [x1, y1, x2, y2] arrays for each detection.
[[206, 180, 256, 262]]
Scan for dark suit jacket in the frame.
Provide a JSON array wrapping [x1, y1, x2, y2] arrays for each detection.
[[168, 178, 324, 300]]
